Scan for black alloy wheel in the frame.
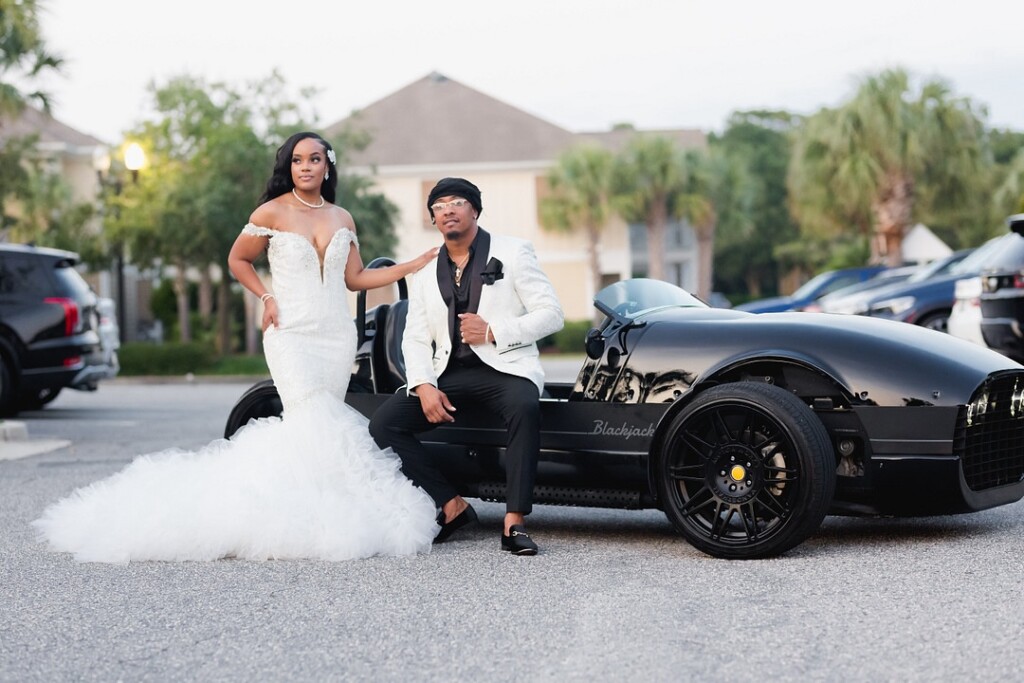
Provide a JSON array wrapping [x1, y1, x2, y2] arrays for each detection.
[[658, 382, 835, 559]]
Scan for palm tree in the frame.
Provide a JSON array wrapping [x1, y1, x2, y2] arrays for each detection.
[[673, 148, 753, 302], [0, 0, 64, 116], [612, 135, 686, 281], [539, 144, 615, 304], [789, 68, 989, 266], [995, 148, 1024, 215]]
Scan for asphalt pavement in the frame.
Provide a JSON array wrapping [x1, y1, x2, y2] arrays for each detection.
[[2, 365, 1023, 681]]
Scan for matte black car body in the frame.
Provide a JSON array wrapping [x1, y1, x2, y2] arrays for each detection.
[[979, 216, 1024, 362], [0, 243, 104, 415], [225, 269, 1024, 559]]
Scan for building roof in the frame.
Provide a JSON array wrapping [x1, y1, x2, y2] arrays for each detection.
[[325, 72, 577, 168], [325, 72, 707, 169], [0, 105, 104, 153]]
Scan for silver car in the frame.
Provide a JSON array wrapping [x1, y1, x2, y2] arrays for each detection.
[[70, 296, 120, 391]]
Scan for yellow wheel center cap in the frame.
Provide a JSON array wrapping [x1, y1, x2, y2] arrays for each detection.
[[730, 465, 747, 481]]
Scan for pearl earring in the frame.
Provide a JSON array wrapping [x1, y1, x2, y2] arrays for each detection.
[[325, 169, 330, 180]]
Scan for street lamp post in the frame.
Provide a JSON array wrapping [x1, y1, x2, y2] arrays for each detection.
[[93, 143, 146, 345], [121, 143, 146, 344]]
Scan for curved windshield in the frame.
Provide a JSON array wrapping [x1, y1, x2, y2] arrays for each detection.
[[594, 278, 707, 319]]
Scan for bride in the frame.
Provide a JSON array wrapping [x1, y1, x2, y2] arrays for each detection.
[[33, 132, 441, 563]]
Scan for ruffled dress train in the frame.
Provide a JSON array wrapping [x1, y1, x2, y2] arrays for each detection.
[[33, 224, 439, 563]]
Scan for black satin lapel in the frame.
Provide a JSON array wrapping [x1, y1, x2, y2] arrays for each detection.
[[468, 229, 491, 313], [436, 244, 456, 339]]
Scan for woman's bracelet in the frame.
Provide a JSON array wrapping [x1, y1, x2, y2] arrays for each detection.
[[260, 292, 275, 303]]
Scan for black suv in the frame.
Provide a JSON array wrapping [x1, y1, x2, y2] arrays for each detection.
[[979, 215, 1024, 363], [0, 243, 105, 415]]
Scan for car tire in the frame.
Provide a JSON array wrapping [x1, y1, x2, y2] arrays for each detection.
[[0, 356, 16, 417], [657, 382, 836, 559], [917, 311, 950, 333], [223, 379, 282, 439]]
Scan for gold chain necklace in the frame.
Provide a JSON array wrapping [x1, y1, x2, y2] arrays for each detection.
[[453, 253, 471, 287], [292, 188, 325, 209]]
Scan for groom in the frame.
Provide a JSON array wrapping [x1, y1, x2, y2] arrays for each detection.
[[369, 177, 564, 556]]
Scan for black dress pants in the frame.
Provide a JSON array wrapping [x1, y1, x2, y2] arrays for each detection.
[[368, 362, 540, 514]]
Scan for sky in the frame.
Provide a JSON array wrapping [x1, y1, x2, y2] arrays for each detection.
[[34, 0, 1024, 145]]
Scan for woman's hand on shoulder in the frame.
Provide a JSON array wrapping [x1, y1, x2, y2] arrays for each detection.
[[407, 247, 440, 274]]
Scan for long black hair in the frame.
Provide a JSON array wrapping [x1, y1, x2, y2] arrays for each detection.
[[258, 131, 338, 206]]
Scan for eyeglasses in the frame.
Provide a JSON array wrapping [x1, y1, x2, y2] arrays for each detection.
[[430, 198, 470, 213]]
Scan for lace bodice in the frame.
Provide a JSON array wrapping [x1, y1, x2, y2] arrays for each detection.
[[242, 223, 360, 408], [242, 223, 357, 321]]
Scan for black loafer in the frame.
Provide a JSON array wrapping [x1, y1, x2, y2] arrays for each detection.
[[501, 524, 538, 555], [434, 504, 478, 544]]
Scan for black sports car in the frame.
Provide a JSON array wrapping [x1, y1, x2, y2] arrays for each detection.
[[225, 267, 1024, 559]]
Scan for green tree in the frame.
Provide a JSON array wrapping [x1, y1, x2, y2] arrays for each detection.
[[109, 72, 399, 354], [995, 148, 1024, 216], [3, 153, 96, 255], [711, 111, 801, 299], [112, 75, 281, 348], [990, 130, 1024, 218], [1, 0, 73, 242], [673, 147, 755, 301], [612, 135, 687, 281], [340, 172, 399, 260], [0, 0, 63, 116], [539, 143, 615, 306], [0, 132, 32, 234], [789, 68, 990, 266]]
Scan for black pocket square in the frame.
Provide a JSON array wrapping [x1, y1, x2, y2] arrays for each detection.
[[481, 258, 504, 285]]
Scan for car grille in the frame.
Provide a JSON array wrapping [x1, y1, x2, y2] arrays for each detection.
[[954, 373, 1024, 490]]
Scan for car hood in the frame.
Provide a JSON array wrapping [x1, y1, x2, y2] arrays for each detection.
[[626, 308, 1020, 407]]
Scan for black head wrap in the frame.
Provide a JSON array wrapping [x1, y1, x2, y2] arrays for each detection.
[[427, 177, 482, 217]]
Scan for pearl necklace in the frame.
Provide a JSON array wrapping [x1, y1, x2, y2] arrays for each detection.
[[292, 188, 325, 209]]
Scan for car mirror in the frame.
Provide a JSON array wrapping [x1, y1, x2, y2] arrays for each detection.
[[585, 328, 605, 359], [1008, 214, 1024, 236]]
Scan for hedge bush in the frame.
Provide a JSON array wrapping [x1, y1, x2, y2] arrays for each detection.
[[543, 319, 592, 354], [118, 342, 216, 376]]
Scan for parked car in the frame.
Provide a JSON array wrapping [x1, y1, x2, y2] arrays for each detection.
[[0, 243, 114, 415], [948, 276, 988, 346], [82, 296, 121, 388], [979, 215, 1024, 362], [806, 265, 920, 313], [861, 243, 1009, 331], [821, 250, 973, 319], [225, 265, 1024, 560], [735, 265, 889, 313]]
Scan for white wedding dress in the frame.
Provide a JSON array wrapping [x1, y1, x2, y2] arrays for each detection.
[[33, 224, 439, 563]]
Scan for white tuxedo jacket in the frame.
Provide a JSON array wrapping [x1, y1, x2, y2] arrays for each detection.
[[402, 232, 564, 396]]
